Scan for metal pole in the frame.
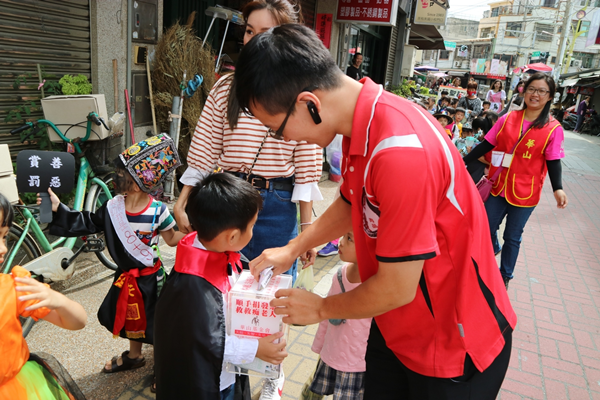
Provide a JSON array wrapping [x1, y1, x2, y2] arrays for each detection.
[[555, 0, 572, 81], [126, 0, 133, 146], [164, 96, 181, 199], [215, 20, 231, 73], [518, 1, 528, 67]]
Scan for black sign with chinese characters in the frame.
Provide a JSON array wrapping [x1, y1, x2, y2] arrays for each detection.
[[16, 151, 75, 194], [16, 151, 75, 223]]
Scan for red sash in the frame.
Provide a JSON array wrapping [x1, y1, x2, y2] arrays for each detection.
[[174, 232, 242, 293], [112, 260, 161, 339]]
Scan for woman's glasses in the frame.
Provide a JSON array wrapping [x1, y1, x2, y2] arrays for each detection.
[[525, 87, 549, 96]]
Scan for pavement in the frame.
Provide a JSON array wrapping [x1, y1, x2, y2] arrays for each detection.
[[24, 130, 600, 399]]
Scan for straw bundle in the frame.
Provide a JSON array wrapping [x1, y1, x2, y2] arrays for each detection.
[[152, 15, 216, 178]]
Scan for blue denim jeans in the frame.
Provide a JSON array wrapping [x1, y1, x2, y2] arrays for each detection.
[[220, 383, 234, 400], [241, 179, 298, 284], [485, 195, 535, 280]]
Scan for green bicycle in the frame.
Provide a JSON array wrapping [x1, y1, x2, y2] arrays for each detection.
[[3, 112, 118, 282]]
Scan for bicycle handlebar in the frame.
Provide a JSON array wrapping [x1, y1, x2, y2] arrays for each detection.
[[10, 123, 33, 135]]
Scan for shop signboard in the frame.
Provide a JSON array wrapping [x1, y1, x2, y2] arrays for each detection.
[[316, 14, 333, 48], [567, 86, 579, 94], [336, 0, 399, 26], [413, 0, 448, 26], [579, 87, 595, 95], [532, 51, 540, 58]]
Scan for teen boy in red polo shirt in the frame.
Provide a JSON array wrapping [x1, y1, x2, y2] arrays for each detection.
[[236, 25, 516, 399]]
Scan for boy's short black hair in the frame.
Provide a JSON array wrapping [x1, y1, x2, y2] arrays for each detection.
[[454, 107, 466, 115], [441, 90, 449, 95], [482, 100, 491, 106], [235, 24, 343, 116], [446, 107, 456, 115], [186, 173, 263, 242], [440, 96, 450, 104]]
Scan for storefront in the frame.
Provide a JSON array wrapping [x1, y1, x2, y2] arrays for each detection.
[[345, 24, 391, 83]]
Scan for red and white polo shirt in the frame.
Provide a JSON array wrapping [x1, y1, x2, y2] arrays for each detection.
[[339, 78, 517, 378]]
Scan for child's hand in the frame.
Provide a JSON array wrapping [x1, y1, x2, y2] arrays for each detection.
[[15, 276, 87, 330], [15, 276, 65, 311], [36, 188, 60, 212], [256, 332, 288, 365]]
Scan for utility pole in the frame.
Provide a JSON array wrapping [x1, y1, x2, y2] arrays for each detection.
[[555, 0, 574, 81], [517, 0, 529, 66]]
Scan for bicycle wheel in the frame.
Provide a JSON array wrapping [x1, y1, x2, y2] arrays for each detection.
[[3, 222, 42, 271], [84, 176, 117, 271]]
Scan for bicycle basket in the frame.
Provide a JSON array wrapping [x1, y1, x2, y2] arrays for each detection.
[[82, 133, 124, 175]]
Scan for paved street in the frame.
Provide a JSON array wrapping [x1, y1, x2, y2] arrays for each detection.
[[23, 130, 600, 399]]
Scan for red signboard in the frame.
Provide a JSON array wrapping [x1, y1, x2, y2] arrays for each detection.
[[579, 87, 595, 95], [316, 14, 333, 49], [336, 0, 398, 25]]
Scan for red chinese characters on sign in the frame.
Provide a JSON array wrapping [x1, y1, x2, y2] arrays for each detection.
[[233, 299, 278, 337], [336, 0, 394, 24], [316, 14, 332, 49]]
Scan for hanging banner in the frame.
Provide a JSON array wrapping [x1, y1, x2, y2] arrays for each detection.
[[336, 0, 399, 26], [413, 0, 448, 26], [444, 41, 456, 51], [586, 10, 600, 48], [316, 14, 333, 49]]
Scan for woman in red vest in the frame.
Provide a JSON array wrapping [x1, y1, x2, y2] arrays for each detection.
[[463, 73, 568, 289]]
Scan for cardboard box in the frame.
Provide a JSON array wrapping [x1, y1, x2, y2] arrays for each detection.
[[226, 271, 292, 378], [0, 145, 14, 177], [40, 95, 110, 142], [0, 175, 19, 204]]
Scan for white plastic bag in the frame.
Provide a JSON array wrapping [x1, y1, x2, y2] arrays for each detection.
[[326, 134, 343, 177], [293, 265, 315, 292]]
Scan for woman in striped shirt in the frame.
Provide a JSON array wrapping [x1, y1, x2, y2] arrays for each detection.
[[175, 0, 323, 280]]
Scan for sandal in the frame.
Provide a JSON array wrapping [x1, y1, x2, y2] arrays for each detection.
[[102, 351, 146, 373], [150, 374, 157, 393]]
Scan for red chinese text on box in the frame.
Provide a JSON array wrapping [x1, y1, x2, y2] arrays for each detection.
[[336, 0, 393, 23], [316, 14, 333, 49]]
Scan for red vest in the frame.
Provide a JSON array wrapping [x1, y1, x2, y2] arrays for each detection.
[[489, 110, 561, 207]]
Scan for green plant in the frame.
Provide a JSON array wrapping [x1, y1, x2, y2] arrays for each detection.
[[390, 79, 417, 98], [59, 74, 92, 95], [419, 87, 431, 95]]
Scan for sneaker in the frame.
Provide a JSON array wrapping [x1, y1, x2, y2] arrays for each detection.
[[317, 242, 338, 257], [259, 369, 285, 400], [503, 276, 510, 290]]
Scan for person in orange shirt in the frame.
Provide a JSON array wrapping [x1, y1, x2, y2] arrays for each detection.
[[0, 193, 87, 400]]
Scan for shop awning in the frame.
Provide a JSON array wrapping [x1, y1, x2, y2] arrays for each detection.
[[560, 78, 579, 87], [409, 24, 446, 50]]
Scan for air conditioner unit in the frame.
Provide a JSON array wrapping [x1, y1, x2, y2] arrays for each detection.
[[454, 61, 462, 67], [571, 59, 582, 67]]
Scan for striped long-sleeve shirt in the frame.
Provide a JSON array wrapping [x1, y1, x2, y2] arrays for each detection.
[[181, 75, 323, 202]]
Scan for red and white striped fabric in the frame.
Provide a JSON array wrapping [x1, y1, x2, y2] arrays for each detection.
[[181, 75, 323, 202]]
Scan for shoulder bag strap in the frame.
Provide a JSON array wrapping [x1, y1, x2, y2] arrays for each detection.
[[246, 132, 268, 180]]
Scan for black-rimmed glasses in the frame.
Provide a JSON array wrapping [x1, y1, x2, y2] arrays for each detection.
[[267, 86, 318, 140]]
